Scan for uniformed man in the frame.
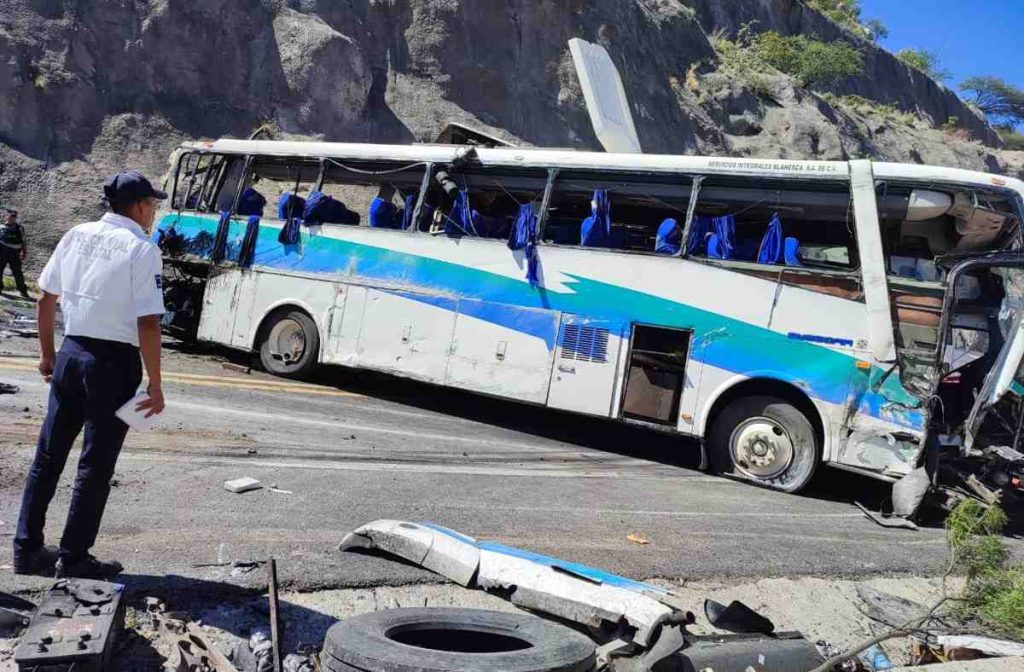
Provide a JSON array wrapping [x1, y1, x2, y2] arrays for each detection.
[[13, 171, 167, 579], [0, 208, 30, 299]]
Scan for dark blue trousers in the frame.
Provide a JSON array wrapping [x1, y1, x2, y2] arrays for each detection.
[[14, 336, 142, 562]]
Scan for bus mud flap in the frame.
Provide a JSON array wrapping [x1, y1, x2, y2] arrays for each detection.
[[339, 519, 682, 647]]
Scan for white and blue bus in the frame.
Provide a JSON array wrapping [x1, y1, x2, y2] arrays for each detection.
[[154, 138, 1024, 494]]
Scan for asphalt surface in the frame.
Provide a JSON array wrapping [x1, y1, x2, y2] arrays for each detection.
[[0, 295, 1008, 597]]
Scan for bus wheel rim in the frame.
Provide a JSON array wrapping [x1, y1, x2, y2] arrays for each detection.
[[268, 318, 306, 365], [729, 417, 795, 481]]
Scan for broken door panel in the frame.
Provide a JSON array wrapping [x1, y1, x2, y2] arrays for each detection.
[[446, 300, 560, 404], [546, 315, 624, 417], [196, 269, 240, 345], [229, 270, 261, 349], [356, 289, 456, 383], [966, 311, 1024, 449], [326, 284, 366, 366]]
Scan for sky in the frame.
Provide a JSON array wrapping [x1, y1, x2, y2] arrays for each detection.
[[859, 0, 1023, 95]]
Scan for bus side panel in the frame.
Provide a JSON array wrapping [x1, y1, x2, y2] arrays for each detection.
[[239, 271, 337, 354], [547, 315, 626, 417], [447, 301, 560, 404], [197, 270, 240, 345], [355, 288, 457, 383]]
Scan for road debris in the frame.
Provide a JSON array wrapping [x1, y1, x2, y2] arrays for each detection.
[[13, 579, 126, 671], [224, 477, 262, 494], [0, 382, 17, 394], [855, 502, 920, 531], [268, 484, 292, 494], [626, 533, 650, 545]]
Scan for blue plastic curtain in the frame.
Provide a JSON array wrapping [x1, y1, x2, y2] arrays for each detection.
[[445, 189, 478, 237], [278, 215, 301, 245], [238, 215, 260, 269], [507, 203, 539, 285], [655, 218, 681, 255], [277, 193, 306, 220], [708, 215, 736, 259], [210, 210, 231, 263], [580, 189, 612, 247], [784, 237, 802, 266], [400, 193, 417, 230], [757, 213, 783, 264], [686, 215, 713, 255]]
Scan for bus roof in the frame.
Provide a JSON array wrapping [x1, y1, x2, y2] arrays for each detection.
[[185, 138, 1024, 195]]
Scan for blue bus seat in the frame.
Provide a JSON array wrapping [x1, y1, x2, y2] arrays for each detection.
[[304, 190, 360, 225], [757, 213, 783, 264], [655, 218, 681, 255], [784, 237, 802, 266], [237, 187, 266, 217], [369, 197, 400, 228], [277, 192, 306, 220]]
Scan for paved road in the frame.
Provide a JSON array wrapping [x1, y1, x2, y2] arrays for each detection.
[[0, 333, 985, 596]]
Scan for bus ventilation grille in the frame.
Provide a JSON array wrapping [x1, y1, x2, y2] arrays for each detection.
[[560, 325, 609, 363]]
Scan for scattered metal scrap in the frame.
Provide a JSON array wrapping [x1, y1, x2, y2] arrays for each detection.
[[13, 579, 126, 672], [339, 519, 828, 671]]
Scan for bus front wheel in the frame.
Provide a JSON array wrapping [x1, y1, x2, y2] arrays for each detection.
[[258, 309, 320, 380], [707, 395, 820, 493]]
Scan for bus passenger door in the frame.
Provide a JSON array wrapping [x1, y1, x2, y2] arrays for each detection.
[[546, 315, 625, 417], [447, 301, 560, 404]]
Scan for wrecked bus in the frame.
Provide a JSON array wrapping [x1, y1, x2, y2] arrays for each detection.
[[153, 139, 1024, 502]]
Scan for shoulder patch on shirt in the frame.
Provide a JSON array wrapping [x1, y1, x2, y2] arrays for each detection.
[[155, 274, 163, 290]]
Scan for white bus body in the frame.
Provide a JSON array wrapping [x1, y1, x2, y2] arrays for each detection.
[[154, 139, 1024, 494]]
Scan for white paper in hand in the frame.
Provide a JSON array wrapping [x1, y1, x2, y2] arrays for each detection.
[[116, 391, 161, 431]]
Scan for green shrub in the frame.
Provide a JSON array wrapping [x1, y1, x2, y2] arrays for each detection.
[[946, 500, 1024, 639], [997, 125, 1024, 151], [822, 93, 919, 126], [897, 48, 951, 81], [750, 32, 863, 88]]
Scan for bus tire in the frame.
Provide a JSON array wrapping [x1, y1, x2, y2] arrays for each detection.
[[322, 607, 595, 672], [707, 395, 819, 493], [258, 309, 320, 380]]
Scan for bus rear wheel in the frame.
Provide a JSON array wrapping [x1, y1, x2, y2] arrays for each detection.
[[258, 309, 320, 380], [707, 395, 819, 493]]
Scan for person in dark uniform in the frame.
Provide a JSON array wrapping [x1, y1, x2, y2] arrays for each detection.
[[13, 172, 167, 579], [0, 208, 30, 299]]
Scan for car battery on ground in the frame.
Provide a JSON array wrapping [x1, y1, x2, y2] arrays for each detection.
[[14, 578, 125, 672]]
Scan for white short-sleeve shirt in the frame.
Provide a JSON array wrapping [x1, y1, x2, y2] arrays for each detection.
[[37, 213, 165, 347]]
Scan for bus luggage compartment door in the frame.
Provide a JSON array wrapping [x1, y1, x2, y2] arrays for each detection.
[[546, 315, 624, 417], [446, 300, 560, 404]]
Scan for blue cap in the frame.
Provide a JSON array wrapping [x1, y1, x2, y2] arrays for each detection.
[[103, 171, 167, 204]]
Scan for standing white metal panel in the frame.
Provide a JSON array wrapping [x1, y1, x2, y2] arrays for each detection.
[[447, 301, 560, 404], [230, 270, 261, 349], [546, 315, 624, 417], [327, 284, 366, 366], [197, 270, 240, 344], [357, 289, 456, 383], [850, 160, 896, 364], [568, 38, 643, 154]]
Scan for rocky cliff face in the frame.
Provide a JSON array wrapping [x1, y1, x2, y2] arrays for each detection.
[[0, 0, 1020, 267]]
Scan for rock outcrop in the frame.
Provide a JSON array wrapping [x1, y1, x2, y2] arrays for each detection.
[[0, 0, 1019, 266]]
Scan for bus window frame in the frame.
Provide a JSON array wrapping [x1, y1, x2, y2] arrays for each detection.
[[683, 175, 862, 275], [539, 169, 698, 257]]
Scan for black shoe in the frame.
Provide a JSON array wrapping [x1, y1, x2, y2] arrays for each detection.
[[13, 544, 59, 576], [54, 555, 123, 579]]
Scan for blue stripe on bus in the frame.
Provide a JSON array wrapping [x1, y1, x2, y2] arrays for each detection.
[[158, 214, 925, 430]]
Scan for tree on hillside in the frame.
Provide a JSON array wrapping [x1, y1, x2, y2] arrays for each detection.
[[897, 48, 951, 82], [864, 18, 888, 43], [805, 0, 887, 42], [960, 76, 1024, 127]]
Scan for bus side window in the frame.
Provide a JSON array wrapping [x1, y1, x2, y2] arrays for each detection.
[[319, 161, 427, 229], [689, 178, 857, 270], [423, 166, 548, 238], [542, 171, 693, 254], [246, 157, 321, 220], [170, 154, 240, 214]]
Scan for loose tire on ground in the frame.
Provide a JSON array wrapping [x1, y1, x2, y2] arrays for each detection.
[[707, 395, 820, 493], [258, 309, 319, 380], [321, 607, 596, 672]]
